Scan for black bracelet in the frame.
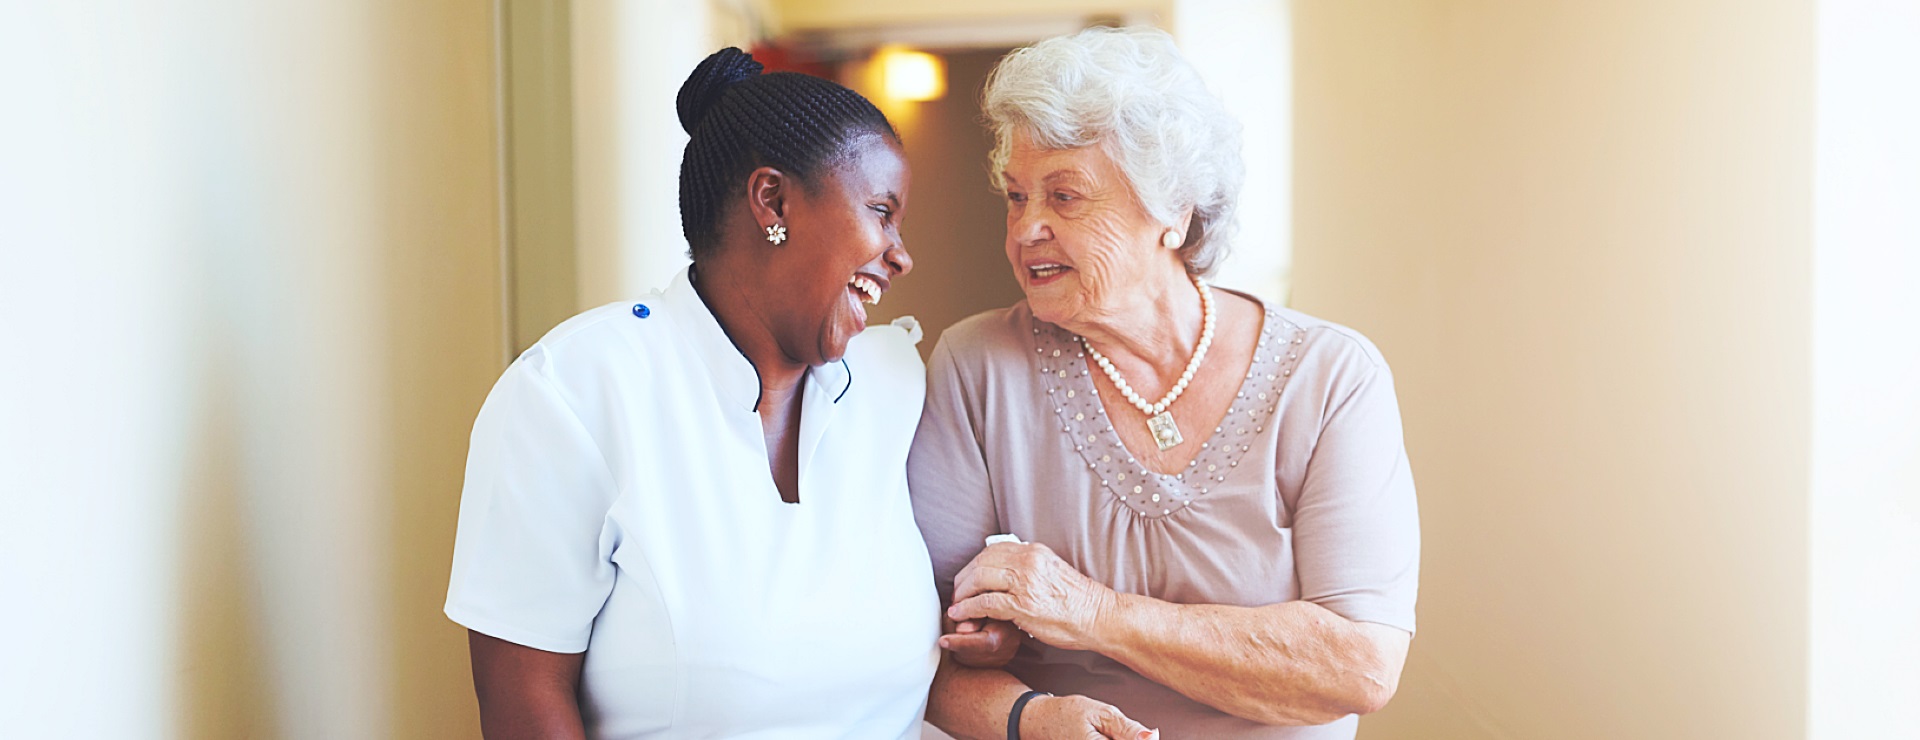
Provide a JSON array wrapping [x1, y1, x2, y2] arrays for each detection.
[[1007, 689, 1051, 740]]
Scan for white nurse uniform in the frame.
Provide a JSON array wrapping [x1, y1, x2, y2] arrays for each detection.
[[446, 268, 939, 739]]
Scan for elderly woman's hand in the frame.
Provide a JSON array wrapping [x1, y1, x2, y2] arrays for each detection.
[[947, 542, 1116, 651]]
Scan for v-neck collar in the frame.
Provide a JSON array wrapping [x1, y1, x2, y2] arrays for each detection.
[[663, 268, 855, 413], [1029, 296, 1305, 518], [662, 269, 762, 412]]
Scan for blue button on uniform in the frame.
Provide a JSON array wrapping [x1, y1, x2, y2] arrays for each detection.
[[632, 303, 651, 318]]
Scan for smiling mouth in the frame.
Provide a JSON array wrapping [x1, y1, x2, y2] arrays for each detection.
[[1028, 263, 1070, 281], [849, 273, 882, 306]]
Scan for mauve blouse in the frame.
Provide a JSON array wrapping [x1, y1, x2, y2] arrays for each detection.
[[908, 297, 1419, 739]]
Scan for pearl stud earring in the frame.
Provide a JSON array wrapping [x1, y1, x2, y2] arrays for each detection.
[[1161, 230, 1181, 249], [765, 224, 787, 245]]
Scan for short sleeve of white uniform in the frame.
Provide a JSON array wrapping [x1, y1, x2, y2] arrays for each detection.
[[445, 346, 619, 653]]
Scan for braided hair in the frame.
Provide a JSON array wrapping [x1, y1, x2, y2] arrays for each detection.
[[677, 47, 898, 256]]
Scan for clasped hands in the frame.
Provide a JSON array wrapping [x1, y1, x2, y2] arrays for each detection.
[[938, 542, 1156, 739], [941, 540, 1116, 663]]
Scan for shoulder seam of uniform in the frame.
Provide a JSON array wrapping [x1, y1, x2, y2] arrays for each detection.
[[536, 300, 649, 352], [510, 358, 623, 507]]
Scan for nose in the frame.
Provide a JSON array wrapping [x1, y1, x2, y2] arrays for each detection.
[[884, 238, 913, 277], [1010, 203, 1052, 247]]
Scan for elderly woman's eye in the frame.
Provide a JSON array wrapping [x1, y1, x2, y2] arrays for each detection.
[[1053, 192, 1076, 202], [1007, 192, 1028, 204]]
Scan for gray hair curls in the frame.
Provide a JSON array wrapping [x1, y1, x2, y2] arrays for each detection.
[[982, 26, 1244, 276]]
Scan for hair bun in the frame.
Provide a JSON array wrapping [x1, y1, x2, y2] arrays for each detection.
[[676, 47, 764, 134]]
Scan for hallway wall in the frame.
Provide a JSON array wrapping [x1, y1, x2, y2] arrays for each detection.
[[1290, 2, 1813, 738], [1, 3, 503, 737]]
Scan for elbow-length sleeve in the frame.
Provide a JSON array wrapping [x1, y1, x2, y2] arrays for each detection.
[[1291, 353, 1421, 634], [445, 349, 620, 653], [907, 337, 1001, 605]]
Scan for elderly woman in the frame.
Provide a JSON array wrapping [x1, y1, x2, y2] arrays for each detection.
[[911, 28, 1419, 739]]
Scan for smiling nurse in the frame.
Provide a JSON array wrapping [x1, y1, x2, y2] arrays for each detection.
[[444, 48, 934, 739]]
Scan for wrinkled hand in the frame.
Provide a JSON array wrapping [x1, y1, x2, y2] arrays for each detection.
[[1021, 694, 1158, 740], [938, 617, 1022, 668], [947, 542, 1115, 651]]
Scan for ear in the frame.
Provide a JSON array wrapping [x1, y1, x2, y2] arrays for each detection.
[[745, 166, 788, 231]]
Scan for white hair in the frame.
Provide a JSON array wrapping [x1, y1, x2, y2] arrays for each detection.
[[982, 26, 1244, 276]]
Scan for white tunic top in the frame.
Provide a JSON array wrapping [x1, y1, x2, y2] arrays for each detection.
[[446, 269, 940, 739]]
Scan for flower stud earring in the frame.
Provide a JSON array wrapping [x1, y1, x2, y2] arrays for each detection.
[[765, 224, 787, 245], [1161, 230, 1181, 249]]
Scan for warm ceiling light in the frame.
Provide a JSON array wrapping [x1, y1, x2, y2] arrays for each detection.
[[877, 45, 945, 102]]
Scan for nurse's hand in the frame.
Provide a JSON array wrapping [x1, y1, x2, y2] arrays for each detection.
[[1021, 694, 1157, 740], [938, 617, 1021, 668], [947, 542, 1117, 652]]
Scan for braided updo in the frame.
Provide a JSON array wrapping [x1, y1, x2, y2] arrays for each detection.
[[677, 47, 898, 256]]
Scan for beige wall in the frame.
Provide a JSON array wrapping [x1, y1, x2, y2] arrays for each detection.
[[569, 0, 707, 307], [1, 2, 500, 737], [1290, 2, 1812, 739], [505, 0, 582, 355], [569, 0, 768, 311]]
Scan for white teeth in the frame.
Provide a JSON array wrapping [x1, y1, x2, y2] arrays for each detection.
[[1030, 264, 1067, 278], [849, 275, 881, 305]]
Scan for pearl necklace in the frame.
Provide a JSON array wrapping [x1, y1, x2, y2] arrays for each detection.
[[1079, 275, 1215, 451]]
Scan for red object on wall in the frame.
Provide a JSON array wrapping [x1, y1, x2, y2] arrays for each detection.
[[749, 41, 839, 80]]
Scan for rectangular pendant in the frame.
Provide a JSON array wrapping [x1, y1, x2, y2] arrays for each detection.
[[1146, 411, 1183, 451]]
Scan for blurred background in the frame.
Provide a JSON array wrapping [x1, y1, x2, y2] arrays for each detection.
[[2, 1, 1915, 739]]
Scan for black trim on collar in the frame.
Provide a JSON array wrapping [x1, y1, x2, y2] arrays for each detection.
[[833, 359, 852, 404]]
